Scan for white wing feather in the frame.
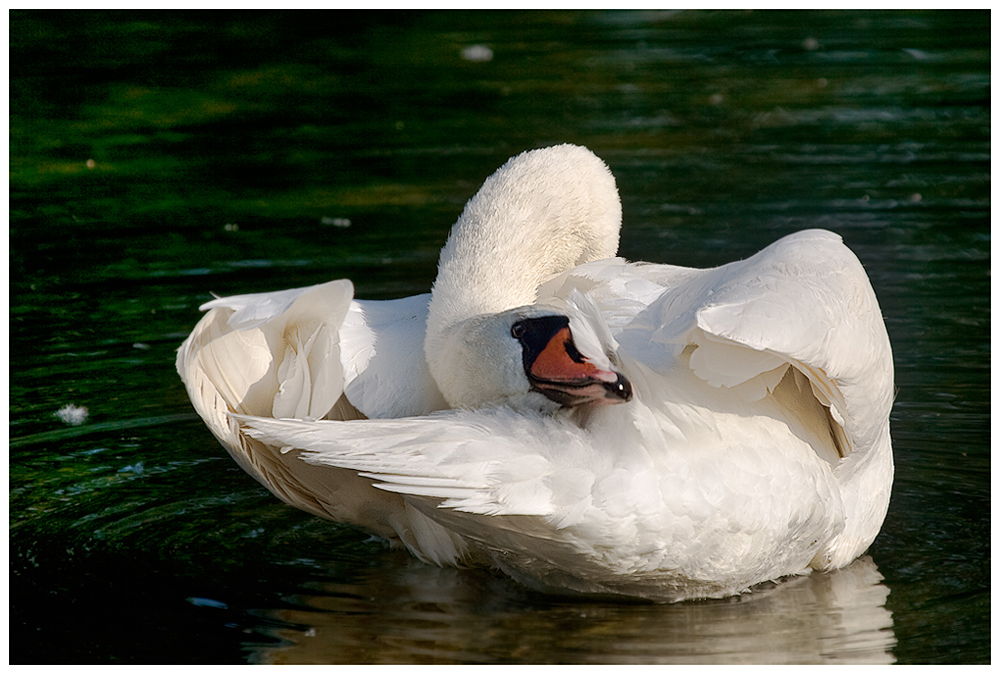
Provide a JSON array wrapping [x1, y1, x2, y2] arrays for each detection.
[[340, 295, 448, 418], [236, 408, 590, 519]]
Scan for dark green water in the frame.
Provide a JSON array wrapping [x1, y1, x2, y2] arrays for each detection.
[[10, 10, 989, 664]]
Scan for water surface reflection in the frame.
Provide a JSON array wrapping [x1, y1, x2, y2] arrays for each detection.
[[251, 556, 894, 664]]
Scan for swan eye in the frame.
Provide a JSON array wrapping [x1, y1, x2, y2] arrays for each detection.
[[511, 321, 528, 339]]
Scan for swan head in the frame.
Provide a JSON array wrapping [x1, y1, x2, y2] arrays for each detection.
[[511, 314, 632, 407], [432, 304, 632, 412]]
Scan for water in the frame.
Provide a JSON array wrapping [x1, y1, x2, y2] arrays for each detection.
[[9, 10, 989, 664]]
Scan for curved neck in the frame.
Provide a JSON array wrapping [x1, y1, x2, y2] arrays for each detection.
[[424, 145, 621, 400]]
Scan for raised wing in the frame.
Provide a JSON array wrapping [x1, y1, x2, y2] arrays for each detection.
[[177, 280, 354, 429], [620, 230, 892, 460], [177, 280, 446, 424], [691, 230, 893, 456], [542, 230, 893, 461], [176, 280, 450, 542]]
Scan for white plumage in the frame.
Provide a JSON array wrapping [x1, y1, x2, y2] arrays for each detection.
[[177, 144, 893, 601]]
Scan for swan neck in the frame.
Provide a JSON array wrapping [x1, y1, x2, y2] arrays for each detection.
[[429, 145, 621, 337], [423, 145, 622, 403]]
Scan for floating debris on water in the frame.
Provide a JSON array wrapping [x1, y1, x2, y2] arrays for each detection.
[[321, 216, 351, 228], [55, 404, 89, 426], [903, 48, 941, 61], [461, 44, 493, 62], [119, 461, 144, 475], [186, 597, 229, 610]]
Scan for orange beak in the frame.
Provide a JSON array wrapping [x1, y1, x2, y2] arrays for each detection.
[[513, 317, 632, 407]]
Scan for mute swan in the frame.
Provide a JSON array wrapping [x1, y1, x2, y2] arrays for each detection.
[[177, 144, 893, 601]]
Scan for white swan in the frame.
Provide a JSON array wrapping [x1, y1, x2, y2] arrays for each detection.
[[177, 144, 894, 601]]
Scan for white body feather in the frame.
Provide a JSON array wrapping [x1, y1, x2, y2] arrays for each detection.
[[177, 145, 893, 601]]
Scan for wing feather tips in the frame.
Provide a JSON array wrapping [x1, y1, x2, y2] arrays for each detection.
[[178, 279, 359, 425], [232, 412, 568, 518], [198, 278, 355, 330]]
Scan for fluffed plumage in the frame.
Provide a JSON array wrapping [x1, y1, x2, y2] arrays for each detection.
[[177, 144, 893, 601]]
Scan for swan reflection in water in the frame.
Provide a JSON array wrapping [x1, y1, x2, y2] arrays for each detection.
[[247, 555, 894, 664]]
